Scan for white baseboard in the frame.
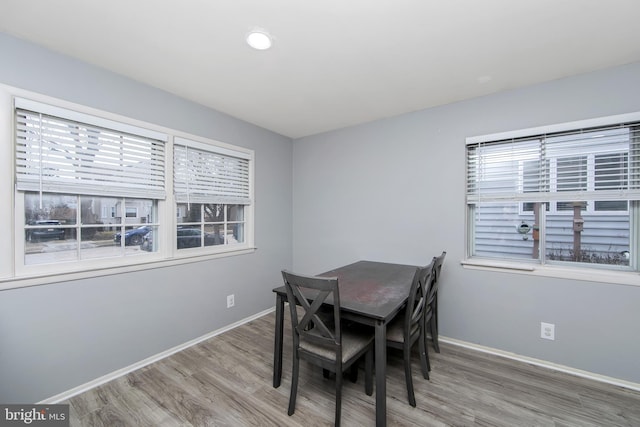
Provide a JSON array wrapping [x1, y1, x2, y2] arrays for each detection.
[[40, 307, 275, 404], [440, 336, 640, 392], [41, 309, 639, 403]]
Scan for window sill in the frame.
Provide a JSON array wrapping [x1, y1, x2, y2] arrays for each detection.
[[0, 246, 257, 291], [461, 259, 640, 287]]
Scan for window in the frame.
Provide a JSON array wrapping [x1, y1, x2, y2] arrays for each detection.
[[125, 207, 138, 218], [9, 92, 254, 281], [15, 99, 165, 268], [466, 115, 640, 272], [173, 138, 250, 251]]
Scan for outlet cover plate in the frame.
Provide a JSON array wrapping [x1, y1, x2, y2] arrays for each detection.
[[541, 322, 555, 340]]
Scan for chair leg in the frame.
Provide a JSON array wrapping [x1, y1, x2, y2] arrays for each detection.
[[335, 370, 343, 427], [433, 299, 440, 353], [419, 326, 429, 380], [288, 355, 299, 416], [426, 339, 431, 373], [423, 317, 432, 375], [364, 349, 373, 396], [435, 295, 439, 329], [403, 343, 416, 407], [430, 315, 440, 353]]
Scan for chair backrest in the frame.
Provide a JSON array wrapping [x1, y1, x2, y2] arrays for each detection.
[[432, 251, 446, 284], [429, 251, 447, 299], [403, 263, 433, 339], [281, 270, 342, 356]]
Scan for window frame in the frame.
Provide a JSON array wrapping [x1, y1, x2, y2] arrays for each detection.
[[465, 111, 640, 285], [172, 136, 251, 252], [1, 84, 255, 290]]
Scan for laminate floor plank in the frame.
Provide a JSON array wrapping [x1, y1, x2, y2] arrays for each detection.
[[65, 311, 640, 426], [69, 375, 185, 426]]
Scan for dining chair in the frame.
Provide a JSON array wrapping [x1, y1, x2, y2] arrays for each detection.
[[281, 270, 374, 426], [427, 251, 447, 353], [385, 262, 433, 407]]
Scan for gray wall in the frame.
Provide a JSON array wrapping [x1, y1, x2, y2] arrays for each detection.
[[292, 61, 640, 384], [0, 33, 293, 402]]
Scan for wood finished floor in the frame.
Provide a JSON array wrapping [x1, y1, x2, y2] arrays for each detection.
[[65, 311, 640, 426]]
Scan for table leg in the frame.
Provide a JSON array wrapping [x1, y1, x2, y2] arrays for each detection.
[[273, 293, 285, 388], [375, 320, 387, 427]]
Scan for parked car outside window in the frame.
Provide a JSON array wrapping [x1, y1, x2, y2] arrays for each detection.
[[26, 220, 65, 242], [140, 227, 221, 251], [114, 226, 151, 246], [179, 227, 216, 249]]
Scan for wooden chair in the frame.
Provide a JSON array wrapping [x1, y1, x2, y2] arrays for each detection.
[[385, 262, 433, 407], [427, 251, 447, 352], [281, 270, 374, 426]]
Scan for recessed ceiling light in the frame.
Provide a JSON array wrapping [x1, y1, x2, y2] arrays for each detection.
[[246, 31, 272, 50]]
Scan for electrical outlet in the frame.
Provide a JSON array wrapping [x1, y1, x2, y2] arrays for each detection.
[[227, 294, 235, 308], [540, 322, 555, 340]]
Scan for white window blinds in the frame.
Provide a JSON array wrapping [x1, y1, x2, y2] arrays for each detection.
[[173, 138, 251, 205], [15, 100, 167, 199], [466, 123, 640, 203]]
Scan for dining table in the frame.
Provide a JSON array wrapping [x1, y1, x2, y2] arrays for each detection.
[[272, 260, 419, 427]]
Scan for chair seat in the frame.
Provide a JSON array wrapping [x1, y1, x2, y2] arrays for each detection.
[[386, 315, 405, 343], [386, 311, 421, 344], [300, 329, 374, 362]]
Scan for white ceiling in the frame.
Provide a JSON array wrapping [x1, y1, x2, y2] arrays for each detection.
[[1, 1, 640, 139]]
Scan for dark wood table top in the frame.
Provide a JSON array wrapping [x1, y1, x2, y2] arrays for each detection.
[[274, 260, 418, 322]]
